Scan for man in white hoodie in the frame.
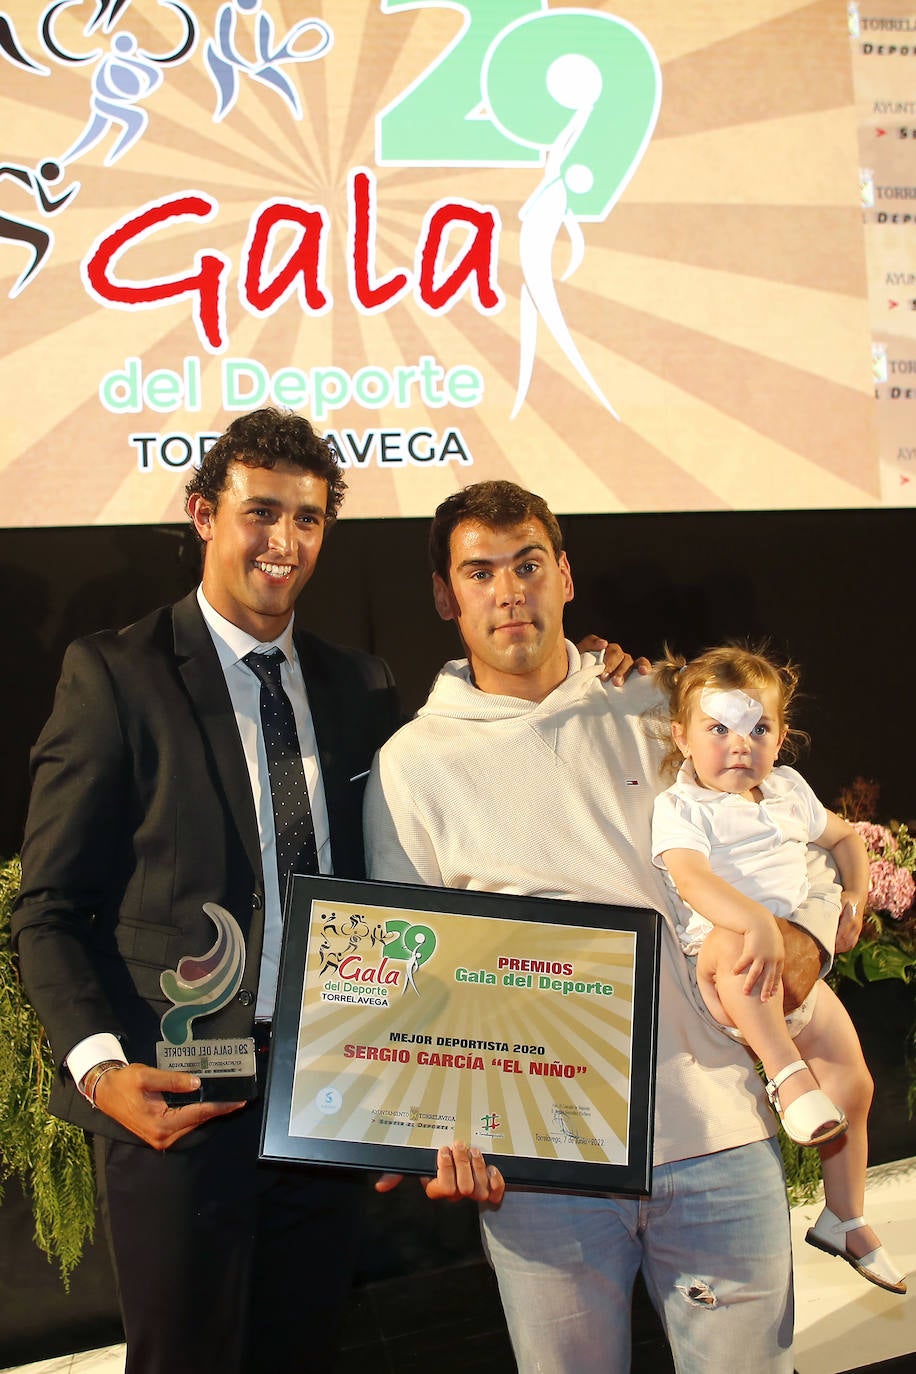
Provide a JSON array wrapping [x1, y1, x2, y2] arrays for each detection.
[[363, 481, 844, 1374]]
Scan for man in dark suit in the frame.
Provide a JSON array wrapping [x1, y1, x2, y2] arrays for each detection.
[[12, 408, 401, 1374]]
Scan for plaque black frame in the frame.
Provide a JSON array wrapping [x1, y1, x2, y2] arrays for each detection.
[[260, 875, 661, 1194]]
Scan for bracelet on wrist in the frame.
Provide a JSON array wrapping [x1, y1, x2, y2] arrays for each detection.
[[81, 1059, 126, 1108]]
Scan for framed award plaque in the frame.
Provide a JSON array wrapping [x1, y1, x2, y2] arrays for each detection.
[[261, 875, 660, 1194]]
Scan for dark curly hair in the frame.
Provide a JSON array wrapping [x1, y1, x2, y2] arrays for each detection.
[[185, 407, 346, 526], [429, 480, 564, 579], [652, 642, 807, 779]]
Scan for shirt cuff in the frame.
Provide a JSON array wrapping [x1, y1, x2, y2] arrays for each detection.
[[66, 1034, 127, 1090]]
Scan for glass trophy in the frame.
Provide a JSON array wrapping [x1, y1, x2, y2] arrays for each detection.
[[156, 902, 257, 1102]]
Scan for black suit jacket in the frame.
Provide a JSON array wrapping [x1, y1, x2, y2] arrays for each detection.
[[12, 591, 400, 1141]]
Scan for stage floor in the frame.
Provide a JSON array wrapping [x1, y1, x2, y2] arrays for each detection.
[[4, 1158, 913, 1374]]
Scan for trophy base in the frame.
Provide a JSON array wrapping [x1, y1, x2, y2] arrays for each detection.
[[157, 1036, 258, 1106], [163, 1073, 258, 1107]]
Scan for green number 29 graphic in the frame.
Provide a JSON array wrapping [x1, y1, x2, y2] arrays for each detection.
[[383, 918, 437, 967], [377, 0, 661, 221]]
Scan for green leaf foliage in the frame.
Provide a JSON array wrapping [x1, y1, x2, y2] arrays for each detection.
[[757, 1061, 827, 1204], [0, 856, 95, 1287], [776, 1124, 825, 1206], [834, 938, 916, 986]]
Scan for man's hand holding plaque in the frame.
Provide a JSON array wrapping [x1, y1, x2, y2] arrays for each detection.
[[375, 1141, 506, 1204]]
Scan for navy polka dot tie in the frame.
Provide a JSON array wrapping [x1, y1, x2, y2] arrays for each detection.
[[243, 649, 318, 901]]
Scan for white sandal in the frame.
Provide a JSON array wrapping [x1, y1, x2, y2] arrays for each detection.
[[764, 1060, 848, 1147], [806, 1206, 907, 1294]]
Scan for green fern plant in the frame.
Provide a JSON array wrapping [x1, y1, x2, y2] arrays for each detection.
[[0, 855, 96, 1287], [756, 1061, 824, 1206], [775, 1124, 824, 1206]]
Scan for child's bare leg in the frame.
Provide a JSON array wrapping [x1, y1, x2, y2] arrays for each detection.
[[696, 928, 825, 1112], [795, 982, 878, 1260]]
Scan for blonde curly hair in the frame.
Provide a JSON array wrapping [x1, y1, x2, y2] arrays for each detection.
[[652, 643, 806, 780]]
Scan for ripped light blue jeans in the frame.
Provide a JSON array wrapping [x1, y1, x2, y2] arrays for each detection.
[[480, 1138, 793, 1374]]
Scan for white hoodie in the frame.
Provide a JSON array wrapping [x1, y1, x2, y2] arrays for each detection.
[[364, 645, 838, 1165]]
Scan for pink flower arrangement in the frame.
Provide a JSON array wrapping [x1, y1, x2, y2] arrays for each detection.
[[867, 856, 916, 920], [852, 821, 897, 856], [834, 779, 916, 987], [846, 812, 915, 922], [832, 782, 915, 1127]]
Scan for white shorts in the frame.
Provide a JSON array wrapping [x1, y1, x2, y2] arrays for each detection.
[[686, 955, 820, 1045]]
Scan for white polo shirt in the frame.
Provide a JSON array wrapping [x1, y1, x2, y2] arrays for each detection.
[[652, 762, 828, 954]]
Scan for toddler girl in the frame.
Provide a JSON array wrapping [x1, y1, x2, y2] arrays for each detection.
[[651, 645, 906, 1294]]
